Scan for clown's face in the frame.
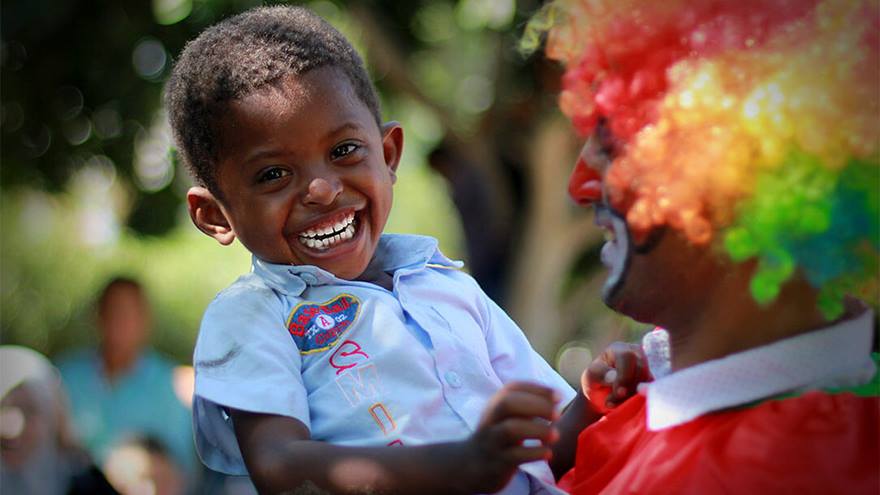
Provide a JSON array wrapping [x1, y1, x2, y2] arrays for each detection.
[[568, 129, 632, 305], [569, 127, 714, 324]]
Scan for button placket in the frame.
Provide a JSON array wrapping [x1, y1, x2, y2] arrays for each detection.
[[397, 282, 477, 429], [444, 371, 463, 388]]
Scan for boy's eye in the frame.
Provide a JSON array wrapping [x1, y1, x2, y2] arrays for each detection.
[[330, 143, 360, 160], [257, 167, 290, 183]]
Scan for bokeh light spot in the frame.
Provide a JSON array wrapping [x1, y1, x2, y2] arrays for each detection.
[[22, 124, 52, 158], [457, 74, 494, 113], [152, 0, 192, 26], [93, 104, 122, 140], [413, 3, 456, 43], [63, 116, 92, 145], [54, 86, 84, 121], [456, 0, 516, 30], [556, 342, 593, 386], [132, 38, 168, 80], [1, 102, 24, 132]]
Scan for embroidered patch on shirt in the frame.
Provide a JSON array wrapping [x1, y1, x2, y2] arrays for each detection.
[[287, 294, 361, 354]]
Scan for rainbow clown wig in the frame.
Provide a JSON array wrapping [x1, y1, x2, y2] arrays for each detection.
[[525, 0, 879, 318]]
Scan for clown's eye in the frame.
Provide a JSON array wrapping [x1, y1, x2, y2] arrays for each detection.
[[595, 119, 618, 162], [257, 167, 291, 183], [330, 143, 360, 160]]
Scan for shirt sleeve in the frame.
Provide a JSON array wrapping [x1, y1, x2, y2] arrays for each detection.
[[480, 291, 577, 408], [192, 282, 308, 475]]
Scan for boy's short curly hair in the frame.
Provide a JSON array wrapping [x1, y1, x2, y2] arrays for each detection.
[[165, 6, 381, 196]]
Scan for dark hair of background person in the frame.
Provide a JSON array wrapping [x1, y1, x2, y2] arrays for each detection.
[[96, 277, 143, 313]]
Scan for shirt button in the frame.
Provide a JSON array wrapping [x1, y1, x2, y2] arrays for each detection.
[[300, 273, 318, 285], [444, 371, 462, 388]]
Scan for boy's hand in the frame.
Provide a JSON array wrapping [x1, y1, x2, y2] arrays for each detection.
[[582, 342, 652, 413], [462, 382, 561, 493]]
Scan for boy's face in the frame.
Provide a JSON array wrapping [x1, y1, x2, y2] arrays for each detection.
[[188, 67, 402, 280]]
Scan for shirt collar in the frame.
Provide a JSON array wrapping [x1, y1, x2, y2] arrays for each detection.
[[363, 233, 462, 274], [250, 234, 462, 296], [645, 308, 877, 431]]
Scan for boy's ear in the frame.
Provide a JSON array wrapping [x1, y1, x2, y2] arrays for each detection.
[[186, 186, 236, 246], [381, 121, 403, 184]]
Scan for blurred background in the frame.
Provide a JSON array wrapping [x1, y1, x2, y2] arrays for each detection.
[[1, 0, 649, 492]]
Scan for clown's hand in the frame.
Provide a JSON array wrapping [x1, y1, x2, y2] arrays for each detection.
[[583, 342, 652, 413]]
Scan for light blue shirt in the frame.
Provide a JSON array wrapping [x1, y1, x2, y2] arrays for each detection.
[[56, 348, 196, 473], [193, 234, 575, 493]]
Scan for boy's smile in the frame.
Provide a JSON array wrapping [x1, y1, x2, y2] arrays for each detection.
[[188, 66, 403, 280], [296, 210, 357, 251]]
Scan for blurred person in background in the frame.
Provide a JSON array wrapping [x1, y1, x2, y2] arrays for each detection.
[[55, 277, 196, 486], [0, 345, 118, 494]]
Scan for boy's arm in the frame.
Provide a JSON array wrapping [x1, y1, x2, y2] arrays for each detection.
[[233, 382, 559, 495], [548, 391, 600, 479], [232, 412, 470, 495]]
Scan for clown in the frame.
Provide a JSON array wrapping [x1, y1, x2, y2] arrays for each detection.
[[526, 0, 879, 493]]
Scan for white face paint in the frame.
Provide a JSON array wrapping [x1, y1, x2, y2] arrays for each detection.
[[595, 205, 631, 302]]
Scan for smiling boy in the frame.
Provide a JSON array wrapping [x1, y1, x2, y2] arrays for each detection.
[[166, 6, 598, 494], [187, 69, 396, 283]]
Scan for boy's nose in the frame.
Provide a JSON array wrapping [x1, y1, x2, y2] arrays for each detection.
[[569, 157, 603, 206], [303, 176, 342, 205]]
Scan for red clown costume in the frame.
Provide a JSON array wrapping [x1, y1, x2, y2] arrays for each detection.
[[570, 316, 879, 494]]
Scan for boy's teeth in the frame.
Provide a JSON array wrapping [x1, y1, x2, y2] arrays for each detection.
[[298, 213, 357, 250]]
